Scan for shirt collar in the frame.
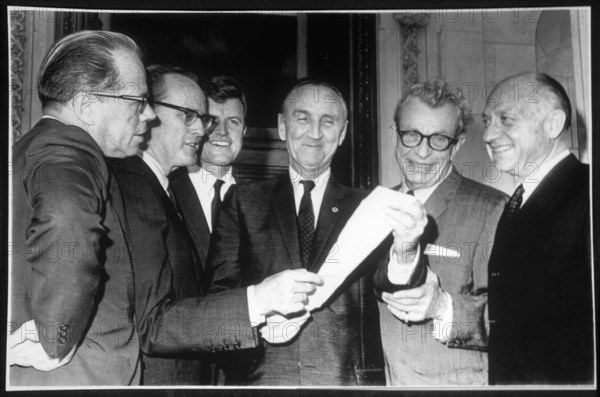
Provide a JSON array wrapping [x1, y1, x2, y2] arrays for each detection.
[[521, 149, 571, 205], [188, 164, 236, 186], [141, 151, 169, 193], [289, 166, 332, 192]]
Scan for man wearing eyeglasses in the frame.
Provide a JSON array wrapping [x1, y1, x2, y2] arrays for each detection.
[[375, 80, 507, 385], [170, 76, 248, 270], [9, 31, 156, 386], [107, 65, 323, 385]]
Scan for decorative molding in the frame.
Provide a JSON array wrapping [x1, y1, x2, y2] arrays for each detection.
[[352, 14, 378, 189], [10, 11, 27, 140], [60, 12, 104, 37], [395, 13, 430, 85]]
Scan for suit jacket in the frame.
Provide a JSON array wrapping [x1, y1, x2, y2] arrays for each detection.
[[375, 167, 507, 385], [488, 154, 593, 384], [10, 118, 139, 386], [206, 174, 385, 386], [108, 156, 259, 385]]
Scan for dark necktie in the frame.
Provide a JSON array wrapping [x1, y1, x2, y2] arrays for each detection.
[[211, 179, 225, 229], [298, 180, 316, 268], [406, 190, 414, 196], [505, 184, 524, 218], [167, 186, 182, 219]]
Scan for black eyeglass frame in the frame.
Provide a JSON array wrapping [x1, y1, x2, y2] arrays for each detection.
[[87, 92, 150, 114], [153, 100, 217, 130], [395, 128, 459, 152]]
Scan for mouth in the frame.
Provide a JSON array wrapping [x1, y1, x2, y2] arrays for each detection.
[[184, 141, 200, 150], [207, 140, 231, 148], [489, 144, 513, 154]]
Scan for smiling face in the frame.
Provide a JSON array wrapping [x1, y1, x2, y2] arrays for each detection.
[[146, 73, 206, 175], [278, 83, 348, 178], [394, 97, 464, 191], [93, 49, 156, 157], [482, 78, 554, 180], [200, 98, 246, 171]]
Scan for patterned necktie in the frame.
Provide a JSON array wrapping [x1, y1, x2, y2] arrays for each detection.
[[298, 180, 316, 268], [211, 179, 225, 229], [505, 184, 525, 218]]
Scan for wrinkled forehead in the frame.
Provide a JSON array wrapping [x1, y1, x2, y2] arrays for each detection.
[[283, 84, 346, 117]]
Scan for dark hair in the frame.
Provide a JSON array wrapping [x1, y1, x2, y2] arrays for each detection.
[[534, 72, 572, 131], [200, 76, 248, 115], [395, 80, 473, 135], [281, 79, 348, 120], [146, 64, 199, 102], [37, 30, 142, 107]]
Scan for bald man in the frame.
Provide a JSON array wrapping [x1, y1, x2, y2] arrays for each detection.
[[483, 72, 593, 384]]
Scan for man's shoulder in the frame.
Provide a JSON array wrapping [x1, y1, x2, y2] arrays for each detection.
[[455, 174, 508, 206]]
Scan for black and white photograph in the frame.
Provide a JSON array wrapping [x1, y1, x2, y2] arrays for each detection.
[[5, 3, 596, 392]]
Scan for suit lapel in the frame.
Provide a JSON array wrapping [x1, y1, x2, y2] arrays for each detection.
[[311, 181, 349, 272], [421, 167, 461, 244], [170, 172, 211, 265], [273, 176, 303, 269]]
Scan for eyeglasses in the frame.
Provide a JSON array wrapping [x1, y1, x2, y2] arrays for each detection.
[[394, 126, 458, 151], [153, 100, 217, 130], [87, 92, 150, 113]]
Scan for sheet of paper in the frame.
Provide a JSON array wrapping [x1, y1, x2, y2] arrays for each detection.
[[306, 186, 415, 311]]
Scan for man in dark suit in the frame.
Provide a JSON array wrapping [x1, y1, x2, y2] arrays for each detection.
[[483, 72, 593, 384], [9, 31, 156, 385], [170, 76, 247, 270], [375, 81, 507, 385], [108, 65, 323, 385], [207, 80, 428, 386]]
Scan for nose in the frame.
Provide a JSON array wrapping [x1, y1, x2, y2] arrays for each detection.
[[307, 121, 323, 140], [414, 137, 432, 158], [483, 121, 500, 144], [189, 118, 206, 138], [141, 104, 156, 121], [213, 120, 226, 137]]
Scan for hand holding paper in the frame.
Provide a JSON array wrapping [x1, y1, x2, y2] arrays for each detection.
[[306, 186, 423, 312], [384, 192, 427, 263]]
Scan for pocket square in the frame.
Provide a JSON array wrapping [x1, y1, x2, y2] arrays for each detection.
[[424, 243, 461, 259]]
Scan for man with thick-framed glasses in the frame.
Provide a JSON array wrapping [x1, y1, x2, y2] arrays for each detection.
[[374, 80, 508, 386], [107, 65, 323, 385]]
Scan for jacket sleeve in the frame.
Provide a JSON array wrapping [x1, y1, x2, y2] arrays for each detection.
[[373, 235, 428, 296], [115, 166, 258, 356], [25, 146, 107, 360]]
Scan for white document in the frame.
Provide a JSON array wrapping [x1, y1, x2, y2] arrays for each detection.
[[306, 186, 415, 311]]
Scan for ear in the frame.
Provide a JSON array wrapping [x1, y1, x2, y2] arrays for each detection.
[[242, 125, 248, 136], [337, 120, 349, 146], [71, 92, 96, 126], [390, 123, 399, 146], [543, 109, 567, 139], [450, 133, 466, 160], [277, 113, 287, 141]]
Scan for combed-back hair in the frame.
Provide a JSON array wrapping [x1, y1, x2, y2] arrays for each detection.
[[200, 76, 248, 115], [37, 30, 142, 107], [395, 80, 473, 135], [146, 64, 199, 102], [281, 78, 348, 121]]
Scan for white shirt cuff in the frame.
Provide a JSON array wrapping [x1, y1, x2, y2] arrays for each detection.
[[247, 285, 265, 326], [387, 244, 420, 285], [433, 292, 453, 342]]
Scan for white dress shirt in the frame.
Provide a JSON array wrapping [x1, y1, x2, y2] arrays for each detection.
[[187, 164, 236, 232], [141, 151, 169, 194]]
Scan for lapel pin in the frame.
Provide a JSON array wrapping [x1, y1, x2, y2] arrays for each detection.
[[331, 206, 339, 213]]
